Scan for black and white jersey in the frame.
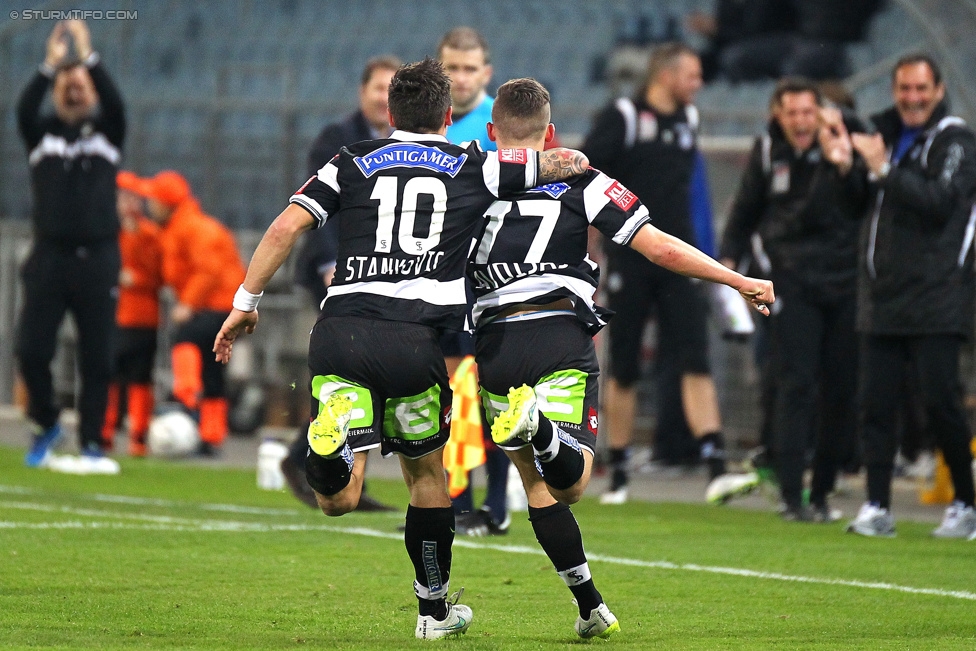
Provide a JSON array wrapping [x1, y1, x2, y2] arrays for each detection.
[[582, 98, 698, 244], [289, 131, 540, 329], [469, 168, 650, 333]]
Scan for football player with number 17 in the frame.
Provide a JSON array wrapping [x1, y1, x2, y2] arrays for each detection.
[[213, 59, 590, 641], [471, 78, 775, 639]]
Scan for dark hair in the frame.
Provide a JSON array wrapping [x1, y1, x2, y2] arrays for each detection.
[[387, 58, 452, 133], [892, 52, 943, 85], [770, 76, 823, 109], [360, 55, 403, 86], [438, 26, 491, 64], [492, 78, 551, 142]]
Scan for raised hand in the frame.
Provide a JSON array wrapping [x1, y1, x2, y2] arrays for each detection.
[[65, 19, 93, 60], [44, 22, 69, 68], [819, 107, 853, 174], [851, 132, 888, 176]]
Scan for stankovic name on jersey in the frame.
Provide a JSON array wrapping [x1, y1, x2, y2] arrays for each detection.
[[353, 143, 468, 178], [471, 261, 570, 291], [343, 250, 446, 282]]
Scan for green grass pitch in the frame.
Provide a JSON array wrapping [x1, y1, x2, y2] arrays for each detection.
[[1, 446, 975, 650]]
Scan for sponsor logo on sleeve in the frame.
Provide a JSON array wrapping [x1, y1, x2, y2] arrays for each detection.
[[499, 148, 527, 164], [526, 182, 571, 198], [604, 181, 637, 211], [587, 406, 598, 436]]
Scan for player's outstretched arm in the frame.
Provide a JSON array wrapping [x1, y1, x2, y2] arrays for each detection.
[[214, 204, 315, 363], [537, 148, 589, 183], [630, 224, 775, 315]]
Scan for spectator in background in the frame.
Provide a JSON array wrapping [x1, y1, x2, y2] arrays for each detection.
[[687, 0, 881, 82], [714, 78, 869, 520], [102, 171, 163, 457], [17, 20, 124, 475], [583, 43, 733, 504], [437, 27, 512, 535], [440, 26, 496, 152], [283, 55, 402, 512], [135, 171, 246, 456], [686, 0, 795, 82], [846, 54, 976, 539]]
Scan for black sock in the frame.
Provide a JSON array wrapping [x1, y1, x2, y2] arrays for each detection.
[[608, 447, 630, 491], [531, 417, 584, 490], [529, 502, 602, 618], [404, 505, 454, 619], [866, 463, 893, 510], [699, 432, 727, 479], [304, 444, 354, 496]]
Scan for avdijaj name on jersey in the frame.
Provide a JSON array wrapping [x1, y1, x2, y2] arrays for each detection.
[[471, 261, 570, 291], [353, 143, 468, 178], [343, 250, 446, 282]]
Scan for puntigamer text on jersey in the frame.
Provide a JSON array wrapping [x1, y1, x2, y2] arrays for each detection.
[[354, 143, 468, 178]]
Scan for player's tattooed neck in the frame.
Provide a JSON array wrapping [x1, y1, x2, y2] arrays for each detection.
[[539, 148, 588, 182]]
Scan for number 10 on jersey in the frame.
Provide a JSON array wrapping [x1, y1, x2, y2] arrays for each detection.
[[370, 176, 447, 255]]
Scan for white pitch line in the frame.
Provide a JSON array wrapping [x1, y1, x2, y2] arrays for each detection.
[[2, 499, 975, 602]]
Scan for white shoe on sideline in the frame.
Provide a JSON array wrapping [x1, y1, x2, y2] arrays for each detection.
[[932, 501, 976, 539], [846, 502, 895, 538], [48, 453, 121, 475], [599, 487, 628, 505]]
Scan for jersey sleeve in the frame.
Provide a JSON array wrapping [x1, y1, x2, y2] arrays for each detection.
[[289, 157, 341, 228], [480, 147, 541, 198], [582, 170, 651, 246]]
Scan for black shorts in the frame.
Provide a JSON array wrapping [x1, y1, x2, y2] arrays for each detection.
[[438, 330, 475, 358], [475, 315, 599, 455], [113, 327, 157, 384], [307, 316, 451, 459], [604, 246, 710, 387]]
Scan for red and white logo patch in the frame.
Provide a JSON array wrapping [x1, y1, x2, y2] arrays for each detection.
[[587, 407, 599, 436], [604, 181, 637, 211], [499, 148, 527, 164]]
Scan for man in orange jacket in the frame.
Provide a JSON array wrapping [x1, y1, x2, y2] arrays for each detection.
[[103, 170, 163, 456], [136, 170, 246, 455]]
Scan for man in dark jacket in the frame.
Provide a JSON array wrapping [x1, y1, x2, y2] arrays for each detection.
[[17, 20, 125, 475], [282, 55, 401, 512], [297, 55, 403, 304], [584, 43, 742, 505], [847, 53, 976, 539], [717, 78, 869, 520]]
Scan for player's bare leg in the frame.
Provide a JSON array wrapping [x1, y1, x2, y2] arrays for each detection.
[[601, 378, 635, 504], [313, 452, 367, 516]]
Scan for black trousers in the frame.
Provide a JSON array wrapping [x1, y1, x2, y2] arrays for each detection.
[[771, 290, 857, 507], [173, 311, 227, 399], [16, 240, 119, 452], [859, 334, 975, 508]]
